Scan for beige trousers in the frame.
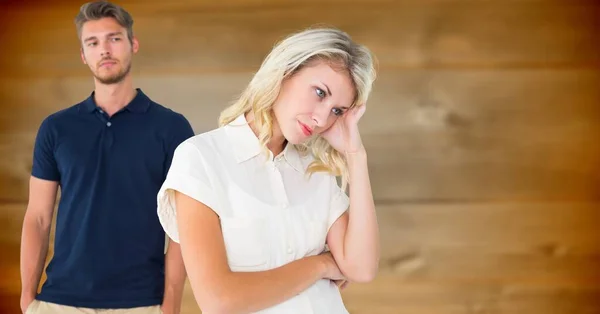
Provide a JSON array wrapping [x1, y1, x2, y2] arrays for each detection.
[[26, 300, 162, 314]]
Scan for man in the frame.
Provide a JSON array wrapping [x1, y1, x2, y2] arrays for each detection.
[[19, 1, 193, 313]]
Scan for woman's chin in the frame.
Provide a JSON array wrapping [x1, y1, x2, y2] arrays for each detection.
[[285, 137, 303, 145], [284, 132, 308, 145]]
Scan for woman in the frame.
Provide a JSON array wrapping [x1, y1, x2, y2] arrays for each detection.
[[157, 27, 379, 313]]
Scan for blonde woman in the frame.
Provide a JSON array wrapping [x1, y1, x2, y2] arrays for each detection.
[[157, 28, 379, 313]]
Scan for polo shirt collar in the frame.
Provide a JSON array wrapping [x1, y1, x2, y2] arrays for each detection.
[[80, 88, 150, 114]]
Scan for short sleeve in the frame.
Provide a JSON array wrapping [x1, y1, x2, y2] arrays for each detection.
[[327, 175, 349, 232], [31, 117, 60, 181], [157, 140, 219, 243], [163, 113, 195, 180]]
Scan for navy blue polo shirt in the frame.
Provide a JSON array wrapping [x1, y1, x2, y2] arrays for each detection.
[[31, 89, 194, 308]]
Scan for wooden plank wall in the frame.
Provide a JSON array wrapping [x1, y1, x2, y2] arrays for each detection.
[[1, 0, 599, 313]]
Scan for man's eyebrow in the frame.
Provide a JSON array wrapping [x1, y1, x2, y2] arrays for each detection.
[[106, 31, 124, 37], [83, 32, 124, 42]]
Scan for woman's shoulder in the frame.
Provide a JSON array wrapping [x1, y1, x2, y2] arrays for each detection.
[[185, 127, 224, 146], [174, 127, 228, 161]]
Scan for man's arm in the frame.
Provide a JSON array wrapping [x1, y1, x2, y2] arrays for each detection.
[[20, 176, 58, 313], [161, 237, 187, 314], [162, 114, 194, 314], [161, 113, 194, 314]]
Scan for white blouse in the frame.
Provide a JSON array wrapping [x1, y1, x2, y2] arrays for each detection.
[[157, 114, 350, 313]]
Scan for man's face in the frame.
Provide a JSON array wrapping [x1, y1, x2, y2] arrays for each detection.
[[80, 17, 138, 84]]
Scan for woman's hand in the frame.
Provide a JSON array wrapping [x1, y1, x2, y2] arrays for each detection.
[[318, 252, 350, 290], [333, 279, 350, 290], [318, 251, 346, 281], [320, 104, 367, 155]]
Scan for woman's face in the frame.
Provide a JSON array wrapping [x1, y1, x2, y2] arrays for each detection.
[[272, 60, 356, 145]]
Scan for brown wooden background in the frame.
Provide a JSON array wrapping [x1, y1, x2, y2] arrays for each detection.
[[1, 0, 599, 313]]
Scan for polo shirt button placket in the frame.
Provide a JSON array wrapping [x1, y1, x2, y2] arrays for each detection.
[[102, 113, 114, 147]]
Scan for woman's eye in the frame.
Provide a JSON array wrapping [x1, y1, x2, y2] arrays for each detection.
[[332, 108, 343, 116], [316, 88, 326, 98]]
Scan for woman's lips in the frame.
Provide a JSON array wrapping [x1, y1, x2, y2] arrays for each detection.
[[299, 121, 313, 136]]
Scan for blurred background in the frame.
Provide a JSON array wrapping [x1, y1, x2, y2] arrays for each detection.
[[1, 0, 599, 313]]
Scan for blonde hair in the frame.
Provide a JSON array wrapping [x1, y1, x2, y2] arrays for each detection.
[[219, 27, 377, 188]]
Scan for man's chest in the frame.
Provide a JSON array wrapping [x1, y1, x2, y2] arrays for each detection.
[[53, 119, 166, 180]]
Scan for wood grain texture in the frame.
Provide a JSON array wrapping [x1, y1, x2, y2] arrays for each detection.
[[2, 202, 598, 313], [1, 1, 598, 78], [170, 201, 600, 313], [1, 68, 598, 202], [339, 278, 600, 314], [1, 1, 598, 313], [177, 278, 600, 314]]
